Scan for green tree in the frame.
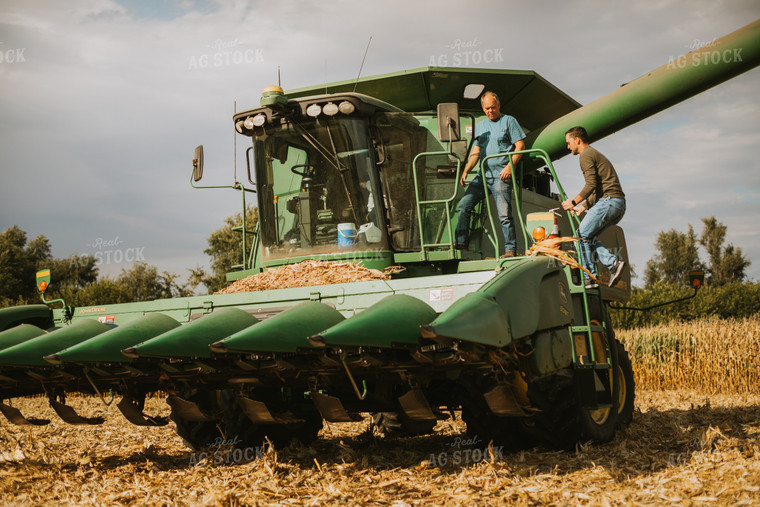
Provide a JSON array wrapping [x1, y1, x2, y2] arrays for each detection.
[[57, 278, 133, 307], [191, 206, 259, 294], [699, 216, 750, 286], [116, 262, 193, 302], [0, 226, 52, 305], [0, 225, 195, 308], [48, 255, 99, 291], [644, 225, 704, 287]]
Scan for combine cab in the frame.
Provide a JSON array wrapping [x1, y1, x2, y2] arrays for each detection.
[[1, 20, 757, 452]]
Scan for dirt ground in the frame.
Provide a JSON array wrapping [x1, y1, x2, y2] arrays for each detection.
[[1, 390, 758, 506]]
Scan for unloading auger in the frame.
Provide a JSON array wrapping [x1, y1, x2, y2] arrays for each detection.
[[1, 20, 757, 452]]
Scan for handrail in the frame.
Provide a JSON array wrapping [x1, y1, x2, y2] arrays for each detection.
[[477, 149, 568, 242], [190, 169, 258, 271], [410, 151, 462, 255]]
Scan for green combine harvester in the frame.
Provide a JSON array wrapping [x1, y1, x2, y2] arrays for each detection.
[[1, 21, 757, 452]]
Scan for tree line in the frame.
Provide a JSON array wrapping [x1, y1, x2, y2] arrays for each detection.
[[1, 211, 754, 326], [0, 207, 256, 308], [610, 216, 754, 328]]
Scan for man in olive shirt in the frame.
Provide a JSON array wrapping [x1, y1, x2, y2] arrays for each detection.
[[561, 126, 626, 287]]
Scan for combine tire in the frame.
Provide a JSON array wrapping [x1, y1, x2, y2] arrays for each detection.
[[371, 412, 436, 437], [270, 409, 323, 447], [168, 388, 223, 451], [220, 390, 322, 449], [577, 318, 620, 445], [219, 390, 267, 450], [462, 404, 533, 452], [615, 339, 635, 425], [459, 376, 535, 451], [525, 371, 582, 449], [603, 307, 635, 426], [526, 350, 620, 449]]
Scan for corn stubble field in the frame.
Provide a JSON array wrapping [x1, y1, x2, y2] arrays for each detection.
[[1, 316, 759, 506]]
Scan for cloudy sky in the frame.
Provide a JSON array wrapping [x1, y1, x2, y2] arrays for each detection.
[[1, 0, 758, 289]]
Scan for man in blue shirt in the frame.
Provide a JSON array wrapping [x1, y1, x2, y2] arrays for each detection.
[[454, 91, 525, 257]]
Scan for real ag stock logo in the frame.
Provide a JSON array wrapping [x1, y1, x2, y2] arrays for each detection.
[[0, 42, 26, 64], [667, 38, 744, 69], [429, 37, 504, 67], [188, 38, 264, 70], [87, 236, 146, 266]]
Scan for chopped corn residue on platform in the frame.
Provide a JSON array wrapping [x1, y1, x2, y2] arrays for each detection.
[[215, 260, 391, 294]]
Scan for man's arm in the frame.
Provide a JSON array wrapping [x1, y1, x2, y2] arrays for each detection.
[[562, 152, 597, 210], [499, 139, 525, 181], [562, 193, 587, 211], [459, 145, 481, 186]]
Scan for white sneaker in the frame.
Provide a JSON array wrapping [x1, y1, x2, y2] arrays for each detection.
[[609, 260, 626, 287]]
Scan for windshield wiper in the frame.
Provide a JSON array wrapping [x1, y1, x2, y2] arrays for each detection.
[[289, 117, 360, 225]]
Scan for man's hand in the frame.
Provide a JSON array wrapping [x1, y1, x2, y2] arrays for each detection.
[[499, 165, 512, 181], [561, 199, 575, 210], [461, 146, 480, 187], [571, 203, 586, 216]]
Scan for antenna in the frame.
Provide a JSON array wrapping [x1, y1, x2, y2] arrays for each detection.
[[233, 100, 237, 184], [353, 36, 372, 92], [278, 66, 281, 88]]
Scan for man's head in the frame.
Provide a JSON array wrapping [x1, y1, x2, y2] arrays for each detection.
[[481, 91, 501, 121], [565, 126, 589, 155]]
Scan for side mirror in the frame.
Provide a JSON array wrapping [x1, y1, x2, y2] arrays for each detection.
[[193, 145, 204, 182], [437, 103, 460, 142]]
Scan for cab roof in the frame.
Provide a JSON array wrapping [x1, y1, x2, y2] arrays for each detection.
[[286, 66, 581, 131]]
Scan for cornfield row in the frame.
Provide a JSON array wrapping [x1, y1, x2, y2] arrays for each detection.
[[616, 315, 760, 394]]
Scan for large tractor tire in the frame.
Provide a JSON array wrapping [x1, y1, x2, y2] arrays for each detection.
[[220, 390, 323, 449], [458, 375, 535, 451], [526, 362, 619, 450], [218, 390, 267, 450], [603, 307, 636, 426], [168, 388, 224, 451], [269, 409, 323, 447], [614, 338, 635, 425], [526, 298, 621, 450], [371, 411, 437, 438]]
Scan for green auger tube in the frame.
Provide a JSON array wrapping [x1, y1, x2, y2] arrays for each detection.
[[0, 319, 112, 367], [0, 324, 47, 352], [211, 301, 345, 354], [310, 294, 438, 349], [121, 307, 259, 359], [45, 313, 182, 365]]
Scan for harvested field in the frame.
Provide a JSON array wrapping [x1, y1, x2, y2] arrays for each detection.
[[1, 390, 758, 506]]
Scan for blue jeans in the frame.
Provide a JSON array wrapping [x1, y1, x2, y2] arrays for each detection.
[[577, 196, 626, 275], [455, 174, 515, 253]]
